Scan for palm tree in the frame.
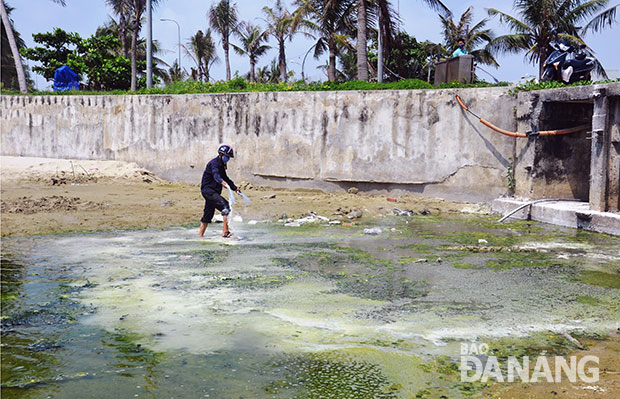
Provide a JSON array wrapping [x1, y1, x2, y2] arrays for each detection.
[[1, 1, 33, 91], [184, 29, 218, 82], [105, 0, 131, 57], [162, 59, 185, 84], [208, 0, 238, 81], [1, 0, 66, 93], [95, 16, 168, 85], [232, 21, 271, 82], [262, 0, 312, 82], [488, 0, 618, 78], [294, 0, 356, 82], [107, 0, 162, 91], [356, 0, 448, 81], [440, 6, 498, 67]]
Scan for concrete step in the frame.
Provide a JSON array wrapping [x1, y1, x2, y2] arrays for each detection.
[[492, 197, 620, 236]]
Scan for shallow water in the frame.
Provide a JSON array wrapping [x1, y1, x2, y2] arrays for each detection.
[[2, 215, 619, 398]]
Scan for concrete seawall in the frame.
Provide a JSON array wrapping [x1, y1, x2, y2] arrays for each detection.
[[1, 87, 517, 200]]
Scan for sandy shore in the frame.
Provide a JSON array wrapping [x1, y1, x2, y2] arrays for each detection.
[[0, 156, 478, 237]]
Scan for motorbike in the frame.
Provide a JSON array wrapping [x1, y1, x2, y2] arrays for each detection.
[[541, 41, 595, 83]]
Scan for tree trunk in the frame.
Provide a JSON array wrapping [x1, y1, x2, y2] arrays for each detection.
[[356, 0, 368, 81], [119, 14, 128, 58], [539, 47, 546, 79], [250, 59, 256, 82], [328, 41, 336, 82], [279, 37, 286, 82], [1, 2, 27, 93], [224, 35, 231, 81], [131, 20, 138, 91]]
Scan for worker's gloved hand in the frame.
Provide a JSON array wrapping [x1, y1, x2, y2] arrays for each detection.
[[236, 189, 242, 194]]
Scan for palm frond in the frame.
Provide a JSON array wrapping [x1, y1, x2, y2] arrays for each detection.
[[582, 3, 618, 34], [489, 33, 531, 55], [487, 8, 531, 34]]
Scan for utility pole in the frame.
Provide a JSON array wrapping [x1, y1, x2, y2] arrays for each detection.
[[377, 5, 383, 82], [146, 0, 153, 88]]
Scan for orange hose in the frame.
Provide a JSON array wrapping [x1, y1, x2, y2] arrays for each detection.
[[480, 119, 526, 137], [456, 95, 589, 138], [456, 95, 469, 111]]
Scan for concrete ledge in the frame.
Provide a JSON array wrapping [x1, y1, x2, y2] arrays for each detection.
[[492, 197, 620, 236]]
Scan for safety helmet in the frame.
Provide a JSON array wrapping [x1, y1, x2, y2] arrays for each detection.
[[218, 144, 234, 158]]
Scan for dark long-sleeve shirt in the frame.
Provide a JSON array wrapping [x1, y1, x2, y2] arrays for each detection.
[[201, 156, 237, 195]]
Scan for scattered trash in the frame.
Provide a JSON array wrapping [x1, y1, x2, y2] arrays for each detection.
[[393, 208, 414, 216], [413, 258, 428, 263], [342, 222, 353, 227], [263, 194, 276, 199], [363, 228, 382, 235], [347, 187, 359, 194], [51, 177, 67, 185], [386, 197, 397, 202], [478, 239, 488, 244], [436, 258, 443, 263], [279, 211, 330, 226], [329, 220, 341, 225], [347, 210, 362, 219], [248, 220, 258, 225], [419, 209, 431, 216]]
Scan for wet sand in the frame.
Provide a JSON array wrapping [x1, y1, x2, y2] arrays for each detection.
[[0, 156, 474, 237]]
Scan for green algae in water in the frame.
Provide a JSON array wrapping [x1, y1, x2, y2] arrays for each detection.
[[577, 270, 620, 288], [266, 352, 397, 399], [484, 251, 567, 270], [3, 217, 619, 399]]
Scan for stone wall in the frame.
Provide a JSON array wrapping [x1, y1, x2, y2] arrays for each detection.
[[1, 87, 518, 201]]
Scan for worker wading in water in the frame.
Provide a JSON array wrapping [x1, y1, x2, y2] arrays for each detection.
[[199, 145, 241, 238]]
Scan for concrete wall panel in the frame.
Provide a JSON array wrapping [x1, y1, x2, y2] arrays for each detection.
[[1, 87, 517, 200]]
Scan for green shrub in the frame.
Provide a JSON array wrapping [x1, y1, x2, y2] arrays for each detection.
[[1, 78, 509, 96]]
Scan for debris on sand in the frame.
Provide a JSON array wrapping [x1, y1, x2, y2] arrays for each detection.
[[347, 187, 359, 194], [280, 211, 332, 226], [0, 196, 105, 214], [363, 228, 382, 235], [347, 210, 363, 219], [393, 208, 415, 216]]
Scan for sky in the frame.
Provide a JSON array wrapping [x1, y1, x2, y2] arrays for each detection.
[[9, 0, 620, 89]]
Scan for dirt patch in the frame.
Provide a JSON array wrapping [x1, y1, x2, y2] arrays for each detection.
[[1, 196, 105, 215]]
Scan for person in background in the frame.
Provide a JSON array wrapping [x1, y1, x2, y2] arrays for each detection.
[[198, 144, 241, 238], [452, 38, 468, 57]]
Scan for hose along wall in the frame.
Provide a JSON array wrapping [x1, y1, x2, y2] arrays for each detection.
[[455, 95, 590, 138]]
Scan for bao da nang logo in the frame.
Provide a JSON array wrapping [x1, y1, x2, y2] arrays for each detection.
[[460, 343, 599, 383]]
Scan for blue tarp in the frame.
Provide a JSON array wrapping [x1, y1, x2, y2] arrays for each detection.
[[53, 65, 80, 91]]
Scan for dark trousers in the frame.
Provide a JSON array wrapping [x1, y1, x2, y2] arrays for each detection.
[[201, 192, 230, 223]]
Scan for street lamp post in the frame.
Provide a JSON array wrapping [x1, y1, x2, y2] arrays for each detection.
[[146, 0, 152, 88], [161, 18, 181, 74]]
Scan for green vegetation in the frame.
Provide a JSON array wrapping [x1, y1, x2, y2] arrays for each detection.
[[577, 270, 620, 289], [266, 351, 397, 398], [0, 77, 509, 96], [508, 78, 620, 94]]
